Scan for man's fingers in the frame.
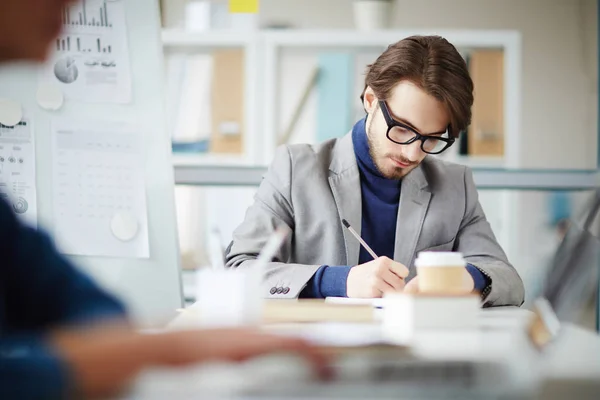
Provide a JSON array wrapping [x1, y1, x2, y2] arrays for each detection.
[[404, 277, 419, 294], [374, 278, 395, 296], [388, 261, 409, 279], [381, 268, 405, 291]]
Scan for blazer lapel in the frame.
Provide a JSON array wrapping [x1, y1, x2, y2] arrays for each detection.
[[328, 133, 362, 266], [394, 163, 431, 276]]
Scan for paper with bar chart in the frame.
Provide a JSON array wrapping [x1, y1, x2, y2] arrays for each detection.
[[41, 0, 132, 103], [0, 119, 38, 227], [51, 119, 149, 258]]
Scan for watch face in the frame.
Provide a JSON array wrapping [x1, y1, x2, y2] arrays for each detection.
[[481, 284, 492, 300]]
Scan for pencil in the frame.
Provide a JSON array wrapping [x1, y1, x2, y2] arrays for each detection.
[[342, 219, 379, 260]]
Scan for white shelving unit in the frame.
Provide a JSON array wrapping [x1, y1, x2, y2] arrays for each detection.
[[163, 29, 261, 166], [163, 28, 525, 261], [162, 29, 257, 48], [171, 153, 255, 167], [163, 28, 522, 168], [261, 29, 521, 166], [260, 29, 517, 48]]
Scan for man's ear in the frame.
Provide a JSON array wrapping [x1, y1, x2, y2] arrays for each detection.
[[363, 86, 378, 114]]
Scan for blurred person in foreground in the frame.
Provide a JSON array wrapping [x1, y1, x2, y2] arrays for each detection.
[[0, 1, 328, 399]]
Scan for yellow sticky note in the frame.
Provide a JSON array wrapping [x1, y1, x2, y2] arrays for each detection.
[[229, 0, 259, 13]]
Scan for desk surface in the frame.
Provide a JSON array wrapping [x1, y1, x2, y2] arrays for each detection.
[[125, 302, 600, 399]]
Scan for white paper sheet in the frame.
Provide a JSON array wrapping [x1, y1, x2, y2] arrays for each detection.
[[0, 119, 38, 227], [52, 119, 149, 258], [41, 0, 132, 104]]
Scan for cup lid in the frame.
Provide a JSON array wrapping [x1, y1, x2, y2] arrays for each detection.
[[415, 251, 466, 267]]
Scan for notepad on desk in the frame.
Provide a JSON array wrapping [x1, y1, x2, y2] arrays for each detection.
[[264, 300, 375, 323], [325, 297, 385, 308]]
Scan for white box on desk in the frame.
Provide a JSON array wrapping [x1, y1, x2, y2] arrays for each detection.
[[382, 293, 481, 344], [195, 268, 263, 328]]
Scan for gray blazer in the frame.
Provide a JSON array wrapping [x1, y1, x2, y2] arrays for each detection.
[[226, 133, 525, 306]]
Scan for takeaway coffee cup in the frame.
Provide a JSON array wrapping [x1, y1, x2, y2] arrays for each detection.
[[414, 251, 469, 294]]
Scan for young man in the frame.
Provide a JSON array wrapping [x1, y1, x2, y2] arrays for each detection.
[[227, 36, 524, 307], [0, 1, 328, 399]]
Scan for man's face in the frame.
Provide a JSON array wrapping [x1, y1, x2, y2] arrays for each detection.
[[0, 0, 74, 62], [364, 81, 450, 180]]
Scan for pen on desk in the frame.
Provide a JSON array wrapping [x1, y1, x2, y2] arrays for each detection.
[[342, 219, 379, 260]]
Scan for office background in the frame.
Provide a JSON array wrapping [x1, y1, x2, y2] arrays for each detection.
[[159, 0, 599, 329]]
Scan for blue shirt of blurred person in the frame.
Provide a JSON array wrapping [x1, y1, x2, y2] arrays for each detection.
[[0, 197, 126, 399]]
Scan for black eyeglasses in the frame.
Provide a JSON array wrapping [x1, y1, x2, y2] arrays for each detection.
[[379, 100, 454, 155]]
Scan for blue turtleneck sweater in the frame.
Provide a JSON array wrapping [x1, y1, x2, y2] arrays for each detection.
[[300, 119, 487, 298]]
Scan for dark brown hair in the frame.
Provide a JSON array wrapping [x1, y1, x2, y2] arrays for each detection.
[[361, 35, 473, 138]]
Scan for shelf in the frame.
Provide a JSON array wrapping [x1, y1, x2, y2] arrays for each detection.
[[439, 155, 506, 169], [174, 164, 267, 187], [263, 29, 519, 48], [162, 28, 521, 168], [172, 156, 600, 190], [472, 170, 600, 190], [161, 28, 581, 190], [162, 29, 256, 48], [162, 29, 519, 49], [171, 153, 256, 167], [171, 153, 267, 186]]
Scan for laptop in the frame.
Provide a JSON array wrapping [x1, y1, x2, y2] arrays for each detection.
[[530, 189, 600, 347]]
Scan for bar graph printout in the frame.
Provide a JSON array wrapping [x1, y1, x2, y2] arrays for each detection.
[[41, 0, 132, 103], [0, 119, 38, 228]]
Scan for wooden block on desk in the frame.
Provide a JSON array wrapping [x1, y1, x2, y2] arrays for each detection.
[[167, 299, 375, 330], [383, 293, 480, 344], [263, 299, 375, 323]]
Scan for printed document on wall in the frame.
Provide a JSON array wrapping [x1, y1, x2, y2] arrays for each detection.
[[41, 0, 132, 103], [0, 120, 38, 227], [52, 119, 149, 258]]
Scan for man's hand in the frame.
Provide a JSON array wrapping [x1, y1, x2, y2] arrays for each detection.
[[51, 326, 330, 398], [346, 256, 409, 298], [404, 268, 475, 294]]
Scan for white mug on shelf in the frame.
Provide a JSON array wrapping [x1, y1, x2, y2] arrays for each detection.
[[353, 0, 393, 31], [185, 0, 211, 32]]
